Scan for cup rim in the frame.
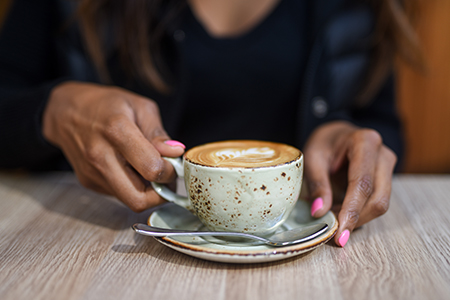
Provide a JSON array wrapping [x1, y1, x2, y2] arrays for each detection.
[[184, 147, 303, 170]]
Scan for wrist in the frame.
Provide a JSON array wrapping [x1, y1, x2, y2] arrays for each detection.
[[42, 81, 80, 146]]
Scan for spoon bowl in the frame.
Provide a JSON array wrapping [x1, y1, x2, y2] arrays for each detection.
[[133, 222, 328, 247]]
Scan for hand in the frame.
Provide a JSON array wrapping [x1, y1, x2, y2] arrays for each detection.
[[303, 121, 397, 247], [42, 81, 185, 212]]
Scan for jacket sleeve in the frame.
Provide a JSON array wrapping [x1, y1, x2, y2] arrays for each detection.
[[0, 0, 71, 170], [299, 3, 404, 169], [310, 74, 404, 170], [350, 75, 404, 165]]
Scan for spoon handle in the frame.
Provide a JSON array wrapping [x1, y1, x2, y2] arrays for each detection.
[[133, 223, 264, 241], [132, 223, 328, 246]]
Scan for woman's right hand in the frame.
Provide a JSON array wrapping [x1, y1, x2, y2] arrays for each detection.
[[42, 81, 185, 212]]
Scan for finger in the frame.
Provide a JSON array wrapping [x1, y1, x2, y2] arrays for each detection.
[[103, 114, 176, 184], [100, 149, 167, 212], [304, 149, 333, 218], [122, 162, 167, 210], [131, 98, 185, 158], [335, 129, 382, 247], [75, 164, 111, 196], [356, 146, 397, 227], [60, 139, 113, 196]]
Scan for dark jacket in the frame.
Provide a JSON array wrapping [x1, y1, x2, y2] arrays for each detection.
[[0, 0, 403, 170]]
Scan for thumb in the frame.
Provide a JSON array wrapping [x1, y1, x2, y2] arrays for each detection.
[[159, 139, 186, 157], [131, 97, 186, 158], [304, 151, 333, 218]]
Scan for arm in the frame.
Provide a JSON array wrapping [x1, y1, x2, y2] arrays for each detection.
[[0, 0, 66, 169], [0, 1, 184, 212]]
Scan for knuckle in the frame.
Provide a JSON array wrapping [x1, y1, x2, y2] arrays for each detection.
[[126, 194, 161, 212], [144, 159, 165, 182], [384, 146, 398, 165], [353, 129, 383, 146], [137, 98, 160, 116], [127, 199, 150, 213], [371, 196, 390, 217], [151, 127, 169, 141], [353, 174, 374, 199], [144, 99, 160, 113], [84, 145, 105, 168], [307, 179, 324, 193], [346, 209, 360, 226], [103, 114, 129, 141]]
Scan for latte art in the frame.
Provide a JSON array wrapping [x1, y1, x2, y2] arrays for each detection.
[[216, 147, 275, 160], [185, 140, 301, 168]]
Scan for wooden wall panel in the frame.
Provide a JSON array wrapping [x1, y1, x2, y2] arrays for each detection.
[[397, 0, 450, 173]]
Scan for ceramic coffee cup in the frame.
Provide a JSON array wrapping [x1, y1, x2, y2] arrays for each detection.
[[152, 140, 303, 236]]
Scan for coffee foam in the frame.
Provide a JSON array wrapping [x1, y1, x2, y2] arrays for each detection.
[[185, 140, 301, 168]]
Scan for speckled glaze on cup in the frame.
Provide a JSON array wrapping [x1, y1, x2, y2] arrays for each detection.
[[152, 141, 303, 236]]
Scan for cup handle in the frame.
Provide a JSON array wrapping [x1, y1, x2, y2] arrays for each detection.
[[150, 157, 191, 209]]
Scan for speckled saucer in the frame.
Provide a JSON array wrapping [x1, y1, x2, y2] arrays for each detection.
[[148, 199, 338, 264]]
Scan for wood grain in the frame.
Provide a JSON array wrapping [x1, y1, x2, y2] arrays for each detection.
[[1, 172, 450, 300], [397, 0, 450, 173]]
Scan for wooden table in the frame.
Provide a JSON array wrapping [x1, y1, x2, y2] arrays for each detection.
[[1, 172, 449, 300]]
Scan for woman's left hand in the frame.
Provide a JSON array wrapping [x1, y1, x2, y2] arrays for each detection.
[[303, 121, 397, 247]]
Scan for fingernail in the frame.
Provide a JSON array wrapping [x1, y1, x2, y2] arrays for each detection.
[[165, 140, 186, 149], [310, 197, 323, 217], [338, 230, 350, 247]]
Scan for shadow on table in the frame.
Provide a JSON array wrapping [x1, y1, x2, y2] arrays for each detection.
[[111, 228, 333, 269]]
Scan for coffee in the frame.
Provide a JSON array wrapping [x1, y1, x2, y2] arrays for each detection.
[[185, 140, 301, 168]]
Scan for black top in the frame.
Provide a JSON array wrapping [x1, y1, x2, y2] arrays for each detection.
[[0, 0, 404, 171], [176, 0, 307, 147]]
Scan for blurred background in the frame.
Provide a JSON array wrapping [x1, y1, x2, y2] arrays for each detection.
[[397, 0, 450, 173], [1, 0, 449, 173]]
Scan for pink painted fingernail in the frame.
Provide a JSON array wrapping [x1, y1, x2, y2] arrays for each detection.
[[338, 230, 350, 247], [164, 140, 185, 149], [311, 197, 323, 217]]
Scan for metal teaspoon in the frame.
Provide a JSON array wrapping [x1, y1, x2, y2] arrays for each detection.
[[132, 222, 328, 247]]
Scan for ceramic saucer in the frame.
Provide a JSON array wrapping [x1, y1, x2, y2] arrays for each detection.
[[148, 199, 338, 263]]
